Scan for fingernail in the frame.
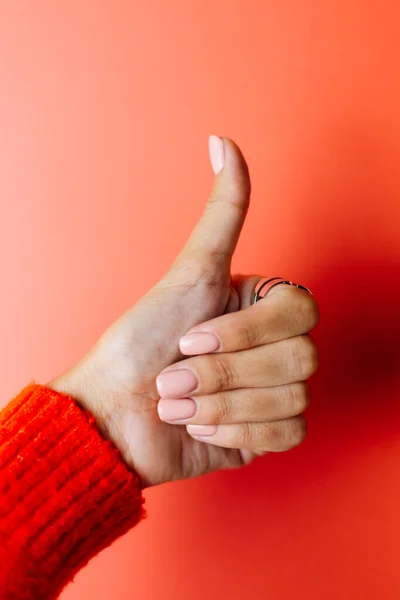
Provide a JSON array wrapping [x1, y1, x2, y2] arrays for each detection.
[[209, 135, 224, 175], [187, 424, 217, 436], [180, 332, 220, 355], [156, 369, 198, 398], [158, 399, 197, 422]]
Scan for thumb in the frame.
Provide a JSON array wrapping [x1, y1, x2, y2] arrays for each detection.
[[182, 136, 251, 261]]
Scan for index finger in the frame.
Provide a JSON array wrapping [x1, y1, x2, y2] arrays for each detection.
[[179, 283, 319, 355]]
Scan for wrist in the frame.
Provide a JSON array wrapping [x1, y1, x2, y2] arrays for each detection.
[[49, 365, 147, 486], [48, 354, 112, 440]]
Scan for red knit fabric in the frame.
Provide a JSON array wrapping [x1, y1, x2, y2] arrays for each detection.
[[0, 385, 145, 599]]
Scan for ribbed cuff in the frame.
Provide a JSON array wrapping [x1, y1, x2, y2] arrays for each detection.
[[0, 384, 144, 600]]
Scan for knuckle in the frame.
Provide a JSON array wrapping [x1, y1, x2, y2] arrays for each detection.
[[288, 336, 319, 379], [300, 294, 320, 331], [214, 392, 231, 423], [213, 356, 237, 391], [281, 288, 319, 333], [241, 322, 260, 348], [282, 383, 310, 415], [204, 191, 223, 215], [284, 417, 307, 449], [260, 416, 307, 452], [273, 417, 307, 451], [208, 180, 249, 212], [236, 423, 252, 447], [263, 422, 283, 445]]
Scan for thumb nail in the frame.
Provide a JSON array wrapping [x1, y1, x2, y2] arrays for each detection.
[[209, 135, 224, 175]]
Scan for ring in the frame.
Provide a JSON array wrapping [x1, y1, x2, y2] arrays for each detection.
[[252, 277, 312, 305]]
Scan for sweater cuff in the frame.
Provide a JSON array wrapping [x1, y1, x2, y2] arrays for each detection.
[[0, 384, 145, 599]]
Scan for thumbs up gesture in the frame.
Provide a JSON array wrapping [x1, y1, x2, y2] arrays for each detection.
[[50, 137, 319, 487]]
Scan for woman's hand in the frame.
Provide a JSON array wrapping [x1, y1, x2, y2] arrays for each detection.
[[50, 137, 319, 487]]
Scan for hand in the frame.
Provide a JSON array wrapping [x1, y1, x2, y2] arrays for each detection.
[[50, 137, 319, 487]]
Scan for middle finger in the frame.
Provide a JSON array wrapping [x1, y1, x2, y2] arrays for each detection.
[[156, 335, 318, 398]]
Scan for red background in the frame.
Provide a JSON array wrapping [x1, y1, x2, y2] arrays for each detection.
[[1, 2, 400, 598]]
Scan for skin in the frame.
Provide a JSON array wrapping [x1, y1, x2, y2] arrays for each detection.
[[50, 138, 319, 488]]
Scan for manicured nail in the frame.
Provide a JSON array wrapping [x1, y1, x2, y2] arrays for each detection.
[[156, 369, 198, 398], [209, 135, 224, 175], [187, 424, 217, 437], [158, 399, 197, 422], [180, 332, 220, 355]]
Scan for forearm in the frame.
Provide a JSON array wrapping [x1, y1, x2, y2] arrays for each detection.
[[0, 385, 144, 600]]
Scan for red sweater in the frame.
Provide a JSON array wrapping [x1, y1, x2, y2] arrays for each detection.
[[0, 384, 145, 599]]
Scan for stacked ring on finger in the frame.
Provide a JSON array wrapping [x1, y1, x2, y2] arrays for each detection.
[[253, 277, 312, 304]]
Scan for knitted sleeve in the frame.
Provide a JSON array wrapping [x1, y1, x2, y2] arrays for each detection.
[[0, 384, 145, 599]]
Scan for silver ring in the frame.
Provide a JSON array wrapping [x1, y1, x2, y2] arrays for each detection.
[[252, 277, 312, 305]]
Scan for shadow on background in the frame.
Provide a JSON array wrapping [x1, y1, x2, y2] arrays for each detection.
[[215, 121, 400, 494]]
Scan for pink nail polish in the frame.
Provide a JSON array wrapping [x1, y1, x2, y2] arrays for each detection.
[[156, 369, 198, 398], [179, 332, 220, 355], [187, 424, 217, 436], [209, 135, 224, 175], [158, 399, 197, 422]]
